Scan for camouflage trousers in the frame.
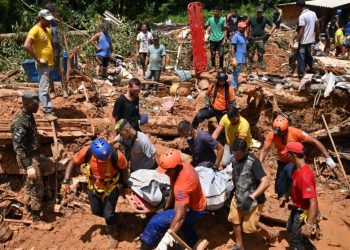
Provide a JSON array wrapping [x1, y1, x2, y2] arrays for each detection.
[[18, 157, 56, 211], [247, 37, 265, 70]]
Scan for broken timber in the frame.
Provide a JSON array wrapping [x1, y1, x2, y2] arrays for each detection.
[[0, 119, 96, 145]]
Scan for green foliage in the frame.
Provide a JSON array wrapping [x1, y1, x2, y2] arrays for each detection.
[[0, 39, 27, 71]]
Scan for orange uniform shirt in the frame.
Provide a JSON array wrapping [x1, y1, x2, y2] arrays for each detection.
[[207, 84, 235, 112], [173, 162, 207, 211], [73, 146, 127, 179], [264, 127, 309, 163]]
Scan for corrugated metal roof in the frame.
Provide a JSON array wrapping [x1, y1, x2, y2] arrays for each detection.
[[280, 0, 350, 8], [306, 0, 350, 8]]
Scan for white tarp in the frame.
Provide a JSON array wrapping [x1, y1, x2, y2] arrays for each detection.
[[129, 165, 234, 211]]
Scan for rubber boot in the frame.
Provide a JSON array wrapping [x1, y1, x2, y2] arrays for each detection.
[[106, 224, 119, 249], [31, 210, 53, 231]]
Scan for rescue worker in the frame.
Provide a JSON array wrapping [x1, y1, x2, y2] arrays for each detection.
[[113, 119, 158, 172], [192, 71, 235, 129], [62, 138, 128, 248], [228, 139, 271, 250], [246, 6, 276, 72], [212, 106, 253, 168], [282, 142, 319, 250], [259, 115, 336, 199], [140, 149, 207, 250], [177, 120, 224, 167], [11, 90, 54, 231]]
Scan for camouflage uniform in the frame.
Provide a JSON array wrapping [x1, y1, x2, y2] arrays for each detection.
[[11, 109, 46, 212]]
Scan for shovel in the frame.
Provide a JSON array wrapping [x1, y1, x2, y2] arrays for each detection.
[[50, 121, 64, 162], [168, 229, 209, 250]]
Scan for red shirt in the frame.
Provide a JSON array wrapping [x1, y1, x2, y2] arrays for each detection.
[[291, 164, 317, 210], [172, 162, 207, 211]]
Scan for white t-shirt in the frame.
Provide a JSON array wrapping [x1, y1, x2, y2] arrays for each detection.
[[136, 31, 153, 53], [298, 9, 318, 45]]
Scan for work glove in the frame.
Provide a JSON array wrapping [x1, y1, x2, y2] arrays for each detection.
[[241, 195, 255, 213], [156, 232, 175, 250], [300, 223, 313, 238], [230, 57, 238, 69], [326, 157, 336, 168], [60, 184, 71, 195], [26, 166, 38, 181], [139, 114, 149, 125], [37, 58, 48, 65]]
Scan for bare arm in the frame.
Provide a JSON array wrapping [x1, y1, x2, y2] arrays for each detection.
[[277, 9, 282, 22], [269, 23, 277, 35], [145, 52, 150, 66], [136, 40, 140, 54], [304, 134, 330, 158], [215, 143, 224, 167], [165, 190, 175, 209], [120, 168, 129, 187], [162, 55, 166, 67], [315, 20, 320, 42], [169, 203, 188, 233], [24, 37, 40, 62], [212, 125, 224, 140], [297, 26, 305, 43], [259, 142, 271, 163], [306, 197, 318, 224], [64, 159, 77, 180], [89, 33, 101, 50], [250, 176, 270, 199]]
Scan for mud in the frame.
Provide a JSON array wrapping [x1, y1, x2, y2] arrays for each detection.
[[0, 29, 350, 250]]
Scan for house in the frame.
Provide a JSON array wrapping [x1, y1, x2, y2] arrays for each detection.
[[281, 0, 350, 27]]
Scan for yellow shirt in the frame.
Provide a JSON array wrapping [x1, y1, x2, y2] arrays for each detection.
[[219, 115, 253, 148], [335, 28, 344, 47], [27, 24, 54, 66]]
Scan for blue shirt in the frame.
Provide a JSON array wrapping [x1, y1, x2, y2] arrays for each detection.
[[96, 32, 111, 58], [188, 129, 218, 166], [345, 21, 350, 36], [231, 31, 247, 64]]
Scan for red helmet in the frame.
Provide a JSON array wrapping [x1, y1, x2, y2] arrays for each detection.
[[157, 149, 182, 173], [273, 115, 289, 134]]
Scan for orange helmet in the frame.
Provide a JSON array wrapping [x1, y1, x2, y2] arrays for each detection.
[[273, 115, 289, 134], [157, 149, 182, 173]]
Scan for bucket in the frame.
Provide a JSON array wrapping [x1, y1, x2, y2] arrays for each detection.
[[22, 59, 63, 82], [176, 70, 191, 82], [0, 215, 13, 243], [22, 59, 39, 82]]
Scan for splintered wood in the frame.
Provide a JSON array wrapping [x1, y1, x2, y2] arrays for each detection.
[[0, 119, 95, 145]]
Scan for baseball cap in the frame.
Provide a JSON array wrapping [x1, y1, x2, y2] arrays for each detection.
[[281, 141, 304, 155], [38, 9, 54, 21], [238, 22, 247, 29], [256, 6, 263, 12], [114, 119, 129, 133]]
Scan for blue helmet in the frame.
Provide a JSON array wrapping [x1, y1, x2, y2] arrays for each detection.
[[90, 138, 112, 160], [336, 9, 342, 14]]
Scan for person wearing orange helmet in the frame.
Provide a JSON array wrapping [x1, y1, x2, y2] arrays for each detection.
[[259, 115, 336, 199], [140, 149, 207, 250]]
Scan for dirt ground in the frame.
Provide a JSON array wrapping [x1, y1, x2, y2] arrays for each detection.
[[1, 29, 350, 249]]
